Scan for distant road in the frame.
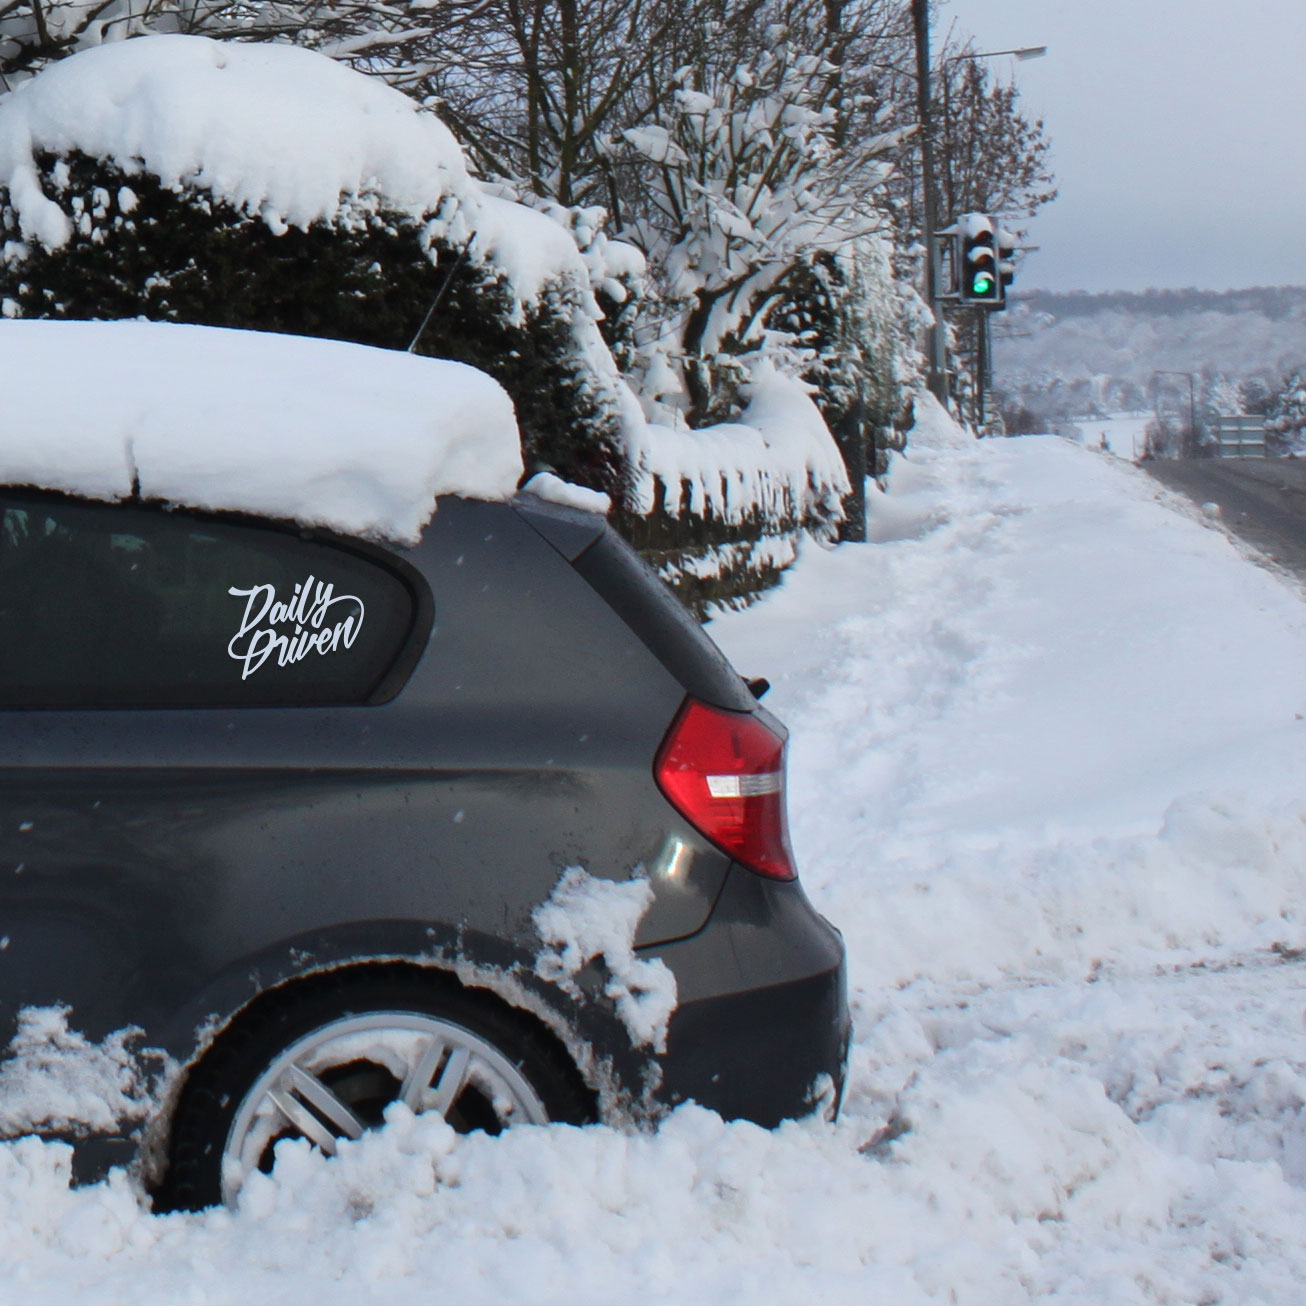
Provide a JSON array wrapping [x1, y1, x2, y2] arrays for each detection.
[[1145, 459, 1306, 579]]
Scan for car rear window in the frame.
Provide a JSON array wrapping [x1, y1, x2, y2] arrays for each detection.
[[0, 494, 420, 708]]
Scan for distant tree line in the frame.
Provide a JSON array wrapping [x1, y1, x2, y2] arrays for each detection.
[[1014, 286, 1306, 323], [992, 283, 1306, 450]]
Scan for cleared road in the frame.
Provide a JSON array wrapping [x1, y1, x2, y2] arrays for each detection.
[[1145, 458, 1306, 579]]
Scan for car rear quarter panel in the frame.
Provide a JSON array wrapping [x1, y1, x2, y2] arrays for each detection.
[[0, 500, 729, 1072]]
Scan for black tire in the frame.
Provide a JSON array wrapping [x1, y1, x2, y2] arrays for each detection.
[[159, 966, 593, 1210]]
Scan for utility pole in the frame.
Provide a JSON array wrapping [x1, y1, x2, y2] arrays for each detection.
[[912, 0, 948, 403]]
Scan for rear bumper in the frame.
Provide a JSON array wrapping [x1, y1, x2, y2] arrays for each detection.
[[648, 867, 850, 1126]]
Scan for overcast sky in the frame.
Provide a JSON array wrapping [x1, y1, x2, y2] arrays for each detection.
[[939, 0, 1306, 293]]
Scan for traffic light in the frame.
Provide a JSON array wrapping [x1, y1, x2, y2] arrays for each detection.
[[958, 214, 1001, 306], [996, 225, 1018, 299]]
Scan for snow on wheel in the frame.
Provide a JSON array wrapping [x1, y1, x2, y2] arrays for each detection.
[[162, 971, 591, 1210], [220, 1010, 550, 1205]]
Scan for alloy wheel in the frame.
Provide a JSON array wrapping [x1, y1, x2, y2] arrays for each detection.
[[220, 1010, 549, 1204]]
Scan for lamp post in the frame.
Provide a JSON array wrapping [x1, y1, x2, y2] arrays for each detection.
[[912, 2, 1046, 418], [941, 44, 1046, 431], [912, 0, 948, 404]]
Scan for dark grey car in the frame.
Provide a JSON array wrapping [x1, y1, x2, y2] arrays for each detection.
[[0, 483, 848, 1208]]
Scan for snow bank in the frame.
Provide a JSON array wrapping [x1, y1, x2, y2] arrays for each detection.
[[625, 365, 850, 524], [716, 437, 1306, 986], [0, 319, 522, 542], [905, 388, 971, 449]]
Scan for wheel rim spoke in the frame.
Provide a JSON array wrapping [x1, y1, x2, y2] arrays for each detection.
[[267, 1088, 343, 1156], [399, 1036, 448, 1111], [429, 1045, 473, 1117], [280, 1063, 367, 1146]]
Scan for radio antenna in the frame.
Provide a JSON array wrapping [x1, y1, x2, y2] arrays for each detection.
[[407, 235, 474, 354]]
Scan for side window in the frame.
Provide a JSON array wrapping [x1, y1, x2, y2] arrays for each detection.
[[0, 496, 419, 708]]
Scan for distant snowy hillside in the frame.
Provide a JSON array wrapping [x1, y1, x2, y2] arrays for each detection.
[[995, 286, 1306, 426]]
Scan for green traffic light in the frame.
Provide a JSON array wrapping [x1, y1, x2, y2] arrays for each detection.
[[972, 274, 994, 295]]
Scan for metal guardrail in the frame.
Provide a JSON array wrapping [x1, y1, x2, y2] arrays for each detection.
[[1211, 415, 1267, 458]]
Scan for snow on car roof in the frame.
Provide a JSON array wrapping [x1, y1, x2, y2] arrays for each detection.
[[0, 319, 523, 543]]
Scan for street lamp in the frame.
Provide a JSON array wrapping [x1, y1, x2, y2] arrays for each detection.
[[912, 1, 1046, 409], [953, 45, 1048, 63], [941, 43, 1047, 431]]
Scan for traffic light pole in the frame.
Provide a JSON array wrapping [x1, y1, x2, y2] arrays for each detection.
[[913, 0, 948, 404]]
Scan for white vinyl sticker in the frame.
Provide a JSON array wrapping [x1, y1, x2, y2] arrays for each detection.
[[227, 575, 365, 680]]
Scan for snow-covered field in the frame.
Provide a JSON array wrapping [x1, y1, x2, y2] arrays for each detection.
[[7, 420, 1306, 1303], [1073, 412, 1150, 460]]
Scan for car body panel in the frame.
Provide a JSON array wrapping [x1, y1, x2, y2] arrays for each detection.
[[0, 490, 848, 1173]]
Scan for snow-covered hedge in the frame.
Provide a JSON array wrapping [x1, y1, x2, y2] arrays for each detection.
[[0, 35, 853, 603], [617, 362, 850, 610]]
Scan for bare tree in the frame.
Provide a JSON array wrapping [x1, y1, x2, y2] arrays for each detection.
[[934, 55, 1056, 223], [867, 31, 1056, 235]]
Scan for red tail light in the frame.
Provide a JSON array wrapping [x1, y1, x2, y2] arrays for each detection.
[[654, 698, 797, 881]]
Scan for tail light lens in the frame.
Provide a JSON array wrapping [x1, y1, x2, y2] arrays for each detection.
[[654, 698, 797, 881]]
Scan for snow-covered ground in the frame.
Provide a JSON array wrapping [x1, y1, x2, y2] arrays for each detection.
[[1078, 412, 1150, 460], [6, 421, 1306, 1303]]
